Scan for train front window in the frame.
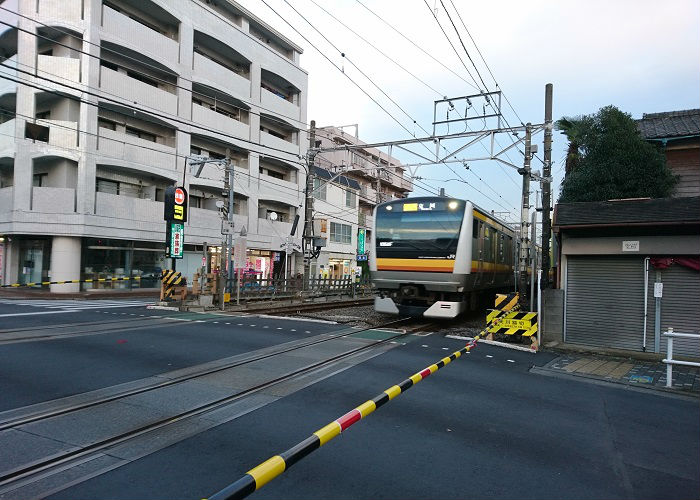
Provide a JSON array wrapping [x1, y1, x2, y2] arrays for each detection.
[[376, 209, 464, 252]]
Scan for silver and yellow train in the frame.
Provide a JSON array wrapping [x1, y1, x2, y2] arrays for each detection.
[[370, 197, 515, 318]]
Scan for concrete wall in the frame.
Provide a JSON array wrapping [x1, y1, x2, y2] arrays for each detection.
[[541, 288, 565, 344]]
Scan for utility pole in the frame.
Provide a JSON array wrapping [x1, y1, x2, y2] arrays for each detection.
[[226, 149, 234, 300], [541, 84, 553, 289], [303, 120, 316, 290], [518, 123, 532, 299]]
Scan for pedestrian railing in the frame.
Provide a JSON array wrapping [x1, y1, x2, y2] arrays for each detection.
[[233, 275, 373, 302], [662, 328, 700, 388]]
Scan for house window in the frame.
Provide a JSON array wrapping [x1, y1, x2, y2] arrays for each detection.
[[345, 190, 356, 208], [125, 126, 156, 142], [32, 173, 48, 187], [98, 117, 117, 131], [330, 222, 352, 244], [313, 178, 326, 201]]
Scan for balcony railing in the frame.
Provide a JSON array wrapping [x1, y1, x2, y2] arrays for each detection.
[[192, 103, 249, 140], [193, 53, 251, 100], [0, 186, 12, 213], [37, 55, 80, 87], [95, 192, 163, 222], [32, 187, 75, 213], [260, 87, 299, 121], [100, 66, 178, 116], [102, 6, 179, 63], [35, 119, 79, 149], [0, 56, 17, 96], [0, 119, 16, 152], [38, 0, 81, 24], [97, 127, 176, 171], [260, 130, 299, 155]]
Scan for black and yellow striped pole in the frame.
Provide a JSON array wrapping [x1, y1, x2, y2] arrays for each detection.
[[207, 329, 492, 500], [1, 276, 141, 288]]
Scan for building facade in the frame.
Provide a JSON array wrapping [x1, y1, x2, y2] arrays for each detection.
[[0, 0, 307, 290], [312, 125, 412, 278]]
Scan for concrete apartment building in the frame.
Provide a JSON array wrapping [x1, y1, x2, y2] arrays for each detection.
[[0, 0, 308, 290], [312, 125, 412, 278]]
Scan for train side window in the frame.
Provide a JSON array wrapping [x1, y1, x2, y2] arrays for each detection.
[[472, 220, 479, 238]]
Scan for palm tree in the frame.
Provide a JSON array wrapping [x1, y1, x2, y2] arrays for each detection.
[[555, 116, 585, 175]]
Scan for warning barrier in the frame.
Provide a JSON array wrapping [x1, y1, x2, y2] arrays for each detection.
[[485, 292, 539, 349], [207, 330, 491, 500], [1, 276, 141, 288], [160, 270, 185, 300]]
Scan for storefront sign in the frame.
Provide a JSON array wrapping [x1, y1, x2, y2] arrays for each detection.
[[169, 223, 184, 258], [164, 186, 188, 222], [356, 254, 368, 261], [234, 237, 247, 269], [357, 228, 366, 254]]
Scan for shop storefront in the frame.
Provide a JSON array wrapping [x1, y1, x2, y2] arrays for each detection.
[[82, 238, 168, 289]]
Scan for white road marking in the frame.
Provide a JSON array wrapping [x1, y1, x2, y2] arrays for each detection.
[[0, 310, 75, 318]]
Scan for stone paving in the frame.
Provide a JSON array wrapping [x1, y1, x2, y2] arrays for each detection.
[[542, 353, 700, 394]]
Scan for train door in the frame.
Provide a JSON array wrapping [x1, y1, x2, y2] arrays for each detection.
[[474, 219, 483, 286]]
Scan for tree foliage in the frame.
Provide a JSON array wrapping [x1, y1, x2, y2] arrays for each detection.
[[556, 106, 677, 202]]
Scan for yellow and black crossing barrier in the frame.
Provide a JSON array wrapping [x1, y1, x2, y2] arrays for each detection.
[[1, 276, 141, 288], [485, 292, 539, 349], [160, 270, 184, 300], [207, 329, 492, 500]]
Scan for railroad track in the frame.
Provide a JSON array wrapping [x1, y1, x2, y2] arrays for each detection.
[[234, 296, 374, 315], [0, 316, 435, 498]]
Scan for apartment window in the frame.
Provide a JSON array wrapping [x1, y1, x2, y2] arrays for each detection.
[[189, 194, 202, 208], [125, 126, 156, 142], [260, 167, 284, 180], [208, 151, 225, 160], [330, 222, 352, 244], [35, 111, 51, 120], [38, 48, 53, 56], [126, 69, 159, 87], [100, 59, 118, 71], [32, 173, 48, 187], [345, 190, 356, 208], [98, 117, 117, 131], [261, 125, 285, 140], [96, 178, 139, 197], [190, 146, 202, 156], [96, 178, 118, 195], [312, 178, 326, 201]]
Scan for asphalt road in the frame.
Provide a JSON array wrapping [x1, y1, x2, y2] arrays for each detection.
[[1, 299, 697, 499]]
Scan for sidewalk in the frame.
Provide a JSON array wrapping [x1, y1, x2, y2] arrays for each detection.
[[0, 288, 160, 299], [537, 351, 700, 395]]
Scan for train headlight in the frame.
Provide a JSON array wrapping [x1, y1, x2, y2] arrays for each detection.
[[448, 201, 458, 210], [385, 205, 392, 210]]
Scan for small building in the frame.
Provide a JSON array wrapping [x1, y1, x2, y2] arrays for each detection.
[[553, 196, 700, 357], [637, 108, 700, 198]]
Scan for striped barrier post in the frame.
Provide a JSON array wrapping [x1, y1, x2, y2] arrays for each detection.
[[207, 330, 492, 500], [160, 270, 184, 300], [1, 276, 141, 288]]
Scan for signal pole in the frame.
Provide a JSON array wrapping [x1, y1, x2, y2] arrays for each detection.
[[518, 123, 532, 299], [541, 84, 553, 289], [303, 120, 317, 290]]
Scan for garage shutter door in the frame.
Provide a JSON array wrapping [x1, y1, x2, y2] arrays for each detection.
[[566, 256, 645, 351], [658, 264, 700, 359]]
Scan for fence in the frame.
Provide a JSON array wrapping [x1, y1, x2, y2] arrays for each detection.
[[662, 328, 700, 388], [232, 275, 373, 302]]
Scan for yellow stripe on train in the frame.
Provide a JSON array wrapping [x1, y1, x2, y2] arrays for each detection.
[[376, 258, 455, 272]]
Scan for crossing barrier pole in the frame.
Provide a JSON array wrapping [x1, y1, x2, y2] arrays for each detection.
[[207, 329, 492, 500]]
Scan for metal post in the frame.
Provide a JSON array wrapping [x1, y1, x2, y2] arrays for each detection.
[[530, 208, 537, 311], [226, 154, 234, 298], [518, 124, 532, 300], [541, 83, 553, 289], [303, 120, 316, 291], [666, 328, 673, 388]]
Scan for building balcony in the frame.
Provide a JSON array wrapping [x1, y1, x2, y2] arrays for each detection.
[[187, 207, 247, 240], [260, 88, 299, 122], [398, 176, 412, 191], [257, 176, 300, 202], [193, 53, 250, 101], [97, 127, 177, 172], [0, 119, 16, 152], [358, 212, 374, 229], [37, 55, 80, 87], [191, 103, 249, 141], [0, 186, 12, 213], [0, 56, 17, 96], [99, 66, 178, 116], [360, 185, 377, 204], [95, 191, 163, 222], [260, 130, 299, 155], [258, 218, 292, 238], [34, 119, 79, 149], [32, 187, 75, 213], [101, 6, 179, 64], [37, 0, 82, 25]]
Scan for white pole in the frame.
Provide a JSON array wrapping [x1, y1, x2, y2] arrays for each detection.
[[643, 257, 649, 352], [537, 269, 542, 348], [666, 328, 674, 388]]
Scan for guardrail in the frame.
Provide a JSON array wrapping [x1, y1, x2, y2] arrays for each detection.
[[662, 328, 700, 388]]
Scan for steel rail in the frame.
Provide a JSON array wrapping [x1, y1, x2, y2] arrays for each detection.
[[0, 319, 422, 492]]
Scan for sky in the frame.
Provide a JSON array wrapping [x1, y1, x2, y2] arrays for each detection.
[[237, 0, 700, 225]]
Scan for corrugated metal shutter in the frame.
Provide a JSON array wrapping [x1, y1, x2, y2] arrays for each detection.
[[658, 264, 700, 359], [566, 256, 645, 351]]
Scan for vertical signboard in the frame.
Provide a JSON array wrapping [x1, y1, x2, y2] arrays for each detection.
[[170, 223, 184, 259], [357, 228, 366, 255]]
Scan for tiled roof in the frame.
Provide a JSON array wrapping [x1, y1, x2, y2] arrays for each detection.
[[637, 109, 700, 140], [554, 196, 700, 227]]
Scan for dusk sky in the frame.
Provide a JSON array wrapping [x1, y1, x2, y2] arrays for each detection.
[[238, 0, 700, 224]]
